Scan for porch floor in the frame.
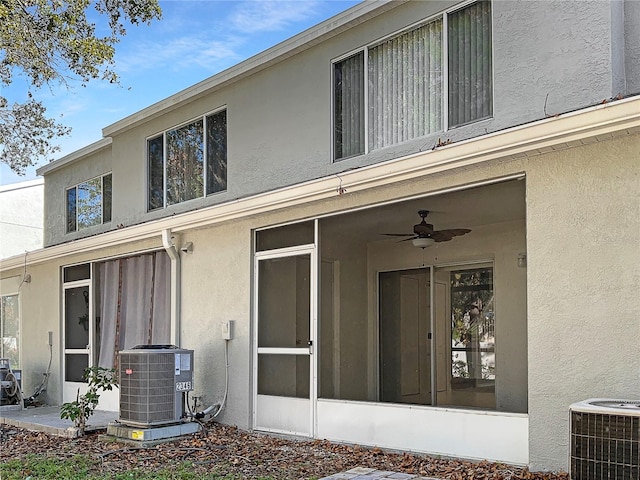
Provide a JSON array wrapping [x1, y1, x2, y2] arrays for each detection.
[[0, 405, 117, 437], [320, 467, 442, 480]]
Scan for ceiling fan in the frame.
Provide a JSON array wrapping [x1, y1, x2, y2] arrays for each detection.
[[382, 210, 471, 247]]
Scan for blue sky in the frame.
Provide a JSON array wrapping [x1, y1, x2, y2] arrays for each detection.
[[0, 0, 359, 185]]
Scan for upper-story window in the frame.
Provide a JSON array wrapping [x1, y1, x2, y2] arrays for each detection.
[[66, 173, 112, 233], [334, 0, 492, 161], [147, 108, 227, 211]]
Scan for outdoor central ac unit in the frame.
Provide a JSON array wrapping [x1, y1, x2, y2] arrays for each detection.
[[570, 398, 640, 480], [118, 345, 194, 427]]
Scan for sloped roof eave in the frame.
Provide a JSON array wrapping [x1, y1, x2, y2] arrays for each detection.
[[35, 138, 113, 177], [101, 0, 404, 138]]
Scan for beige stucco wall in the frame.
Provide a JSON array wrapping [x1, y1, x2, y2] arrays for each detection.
[[6, 131, 639, 471], [525, 133, 640, 471], [43, 145, 113, 245]]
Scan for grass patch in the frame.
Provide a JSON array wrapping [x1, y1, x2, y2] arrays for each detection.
[[0, 455, 261, 480], [0, 455, 93, 479]]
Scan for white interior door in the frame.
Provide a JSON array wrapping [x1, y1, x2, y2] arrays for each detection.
[[379, 269, 431, 405], [254, 245, 316, 436]]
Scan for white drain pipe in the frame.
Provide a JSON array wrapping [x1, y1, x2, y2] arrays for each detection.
[[162, 229, 181, 347]]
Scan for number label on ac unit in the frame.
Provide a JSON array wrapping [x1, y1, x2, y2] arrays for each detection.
[[176, 381, 192, 392]]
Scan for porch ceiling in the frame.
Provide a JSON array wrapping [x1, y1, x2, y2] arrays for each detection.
[[320, 179, 526, 242]]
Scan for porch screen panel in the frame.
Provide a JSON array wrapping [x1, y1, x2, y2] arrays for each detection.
[[368, 19, 442, 151], [334, 52, 364, 160], [448, 0, 492, 127]]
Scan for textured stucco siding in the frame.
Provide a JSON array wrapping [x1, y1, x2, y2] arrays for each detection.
[[41, 0, 630, 247], [525, 133, 640, 471], [42, 145, 113, 245]]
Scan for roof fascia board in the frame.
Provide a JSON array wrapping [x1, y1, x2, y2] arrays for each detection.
[[0, 178, 44, 192], [36, 138, 113, 176], [3, 97, 638, 272], [102, 0, 404, 137]]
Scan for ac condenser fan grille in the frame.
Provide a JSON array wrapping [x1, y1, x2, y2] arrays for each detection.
[[119, 348, 193, 427], [570, 410, 640, 480]]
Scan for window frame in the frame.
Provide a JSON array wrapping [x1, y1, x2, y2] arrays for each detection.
[[147, 106, 228, 211], [65, 173, 113, 233], [331, 0, 493, 161], [1, 293, 20, 370]]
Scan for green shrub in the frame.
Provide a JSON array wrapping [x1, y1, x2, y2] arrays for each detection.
[[60, 366, 117, 434]]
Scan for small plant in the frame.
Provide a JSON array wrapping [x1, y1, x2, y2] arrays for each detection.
[[60, 366, 117, 434]]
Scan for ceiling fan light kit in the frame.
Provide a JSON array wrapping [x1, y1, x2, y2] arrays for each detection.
[[412, 237, 435, 248]]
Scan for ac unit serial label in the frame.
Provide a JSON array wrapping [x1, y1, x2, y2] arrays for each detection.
[[176, 381, 192, 392]]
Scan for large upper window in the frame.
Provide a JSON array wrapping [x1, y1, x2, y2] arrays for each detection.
[[66, 173, 112, 233], [333, 0, 492, 160], [148, 109, 227, 211]]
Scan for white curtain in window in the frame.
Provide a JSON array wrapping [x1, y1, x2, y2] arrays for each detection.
[[98, 259, 120, 368], [368, 19, 443, 151], [120, 255, 155, 350], [97, 252, 171, 369], [151, 253, 171, 344], [448, 0, 492, 127]]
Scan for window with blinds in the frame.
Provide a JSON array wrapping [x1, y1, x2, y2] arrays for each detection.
[[333, 0, 492, 161]]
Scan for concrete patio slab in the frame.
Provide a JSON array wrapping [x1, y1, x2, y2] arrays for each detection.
[[0, 406, 117, 438]]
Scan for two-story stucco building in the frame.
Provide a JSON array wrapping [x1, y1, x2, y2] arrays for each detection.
[[1, 0, 639, 473]]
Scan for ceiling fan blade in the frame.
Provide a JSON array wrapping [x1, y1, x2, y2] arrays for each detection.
[[431, 228, 471, 242], [381, 233, 414, 237]]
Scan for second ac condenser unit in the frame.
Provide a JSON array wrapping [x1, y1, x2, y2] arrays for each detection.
[[570, 399, 640, 480], [118, 345, 194, 427]]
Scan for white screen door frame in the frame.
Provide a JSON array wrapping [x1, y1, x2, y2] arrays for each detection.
[[62, 277, 93, 403], [253, 243, 317, 437]]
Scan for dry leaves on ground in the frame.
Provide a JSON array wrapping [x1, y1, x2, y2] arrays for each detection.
[[0, 422, 569, 479]]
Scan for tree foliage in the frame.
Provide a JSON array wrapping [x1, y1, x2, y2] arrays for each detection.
[[0, 0, 162, 174]]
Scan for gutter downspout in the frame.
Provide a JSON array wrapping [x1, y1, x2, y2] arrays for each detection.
[[162, 229, 181, 347]]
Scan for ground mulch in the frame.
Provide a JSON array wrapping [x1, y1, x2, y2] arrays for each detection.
[[0, 422, 569, 479]]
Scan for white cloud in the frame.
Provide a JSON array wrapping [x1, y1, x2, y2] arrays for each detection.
[[229, 0, 321, 33], [115, 34, 244, 75]]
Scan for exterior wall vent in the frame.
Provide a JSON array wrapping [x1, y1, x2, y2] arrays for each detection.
[[118, 345, 194, 427], [570, 399, 640, 480]]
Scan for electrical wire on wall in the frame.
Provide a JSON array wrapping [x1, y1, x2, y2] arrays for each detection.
[[23, 333, 52, 407], [18, 251, 32, 290], [186, 338, 230, 424]]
